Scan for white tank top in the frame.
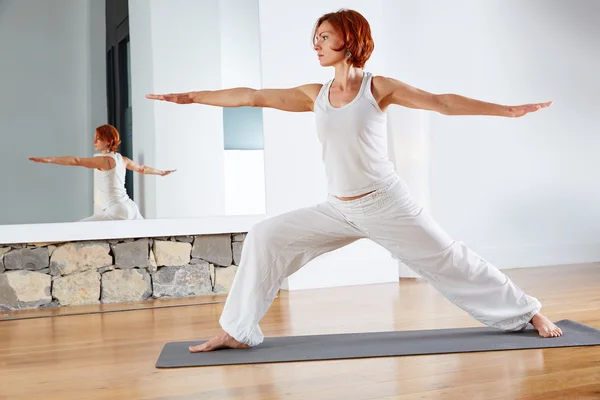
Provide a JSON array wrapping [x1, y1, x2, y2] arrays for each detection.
[[314, 71, 396, 197], [94, 152, 130, 208]]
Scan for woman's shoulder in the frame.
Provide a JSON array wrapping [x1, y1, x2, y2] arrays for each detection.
[[299, 83, 325, 99], [369, 74, 400, 101], [370, 74, 393, 88], [101, 152, 124, 164]]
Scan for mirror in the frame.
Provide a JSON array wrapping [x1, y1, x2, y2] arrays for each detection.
[[0, 0, 266, 225]]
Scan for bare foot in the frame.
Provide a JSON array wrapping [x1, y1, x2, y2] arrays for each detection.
[[530, 313, 563, 338], [189, 331, 250, 353]]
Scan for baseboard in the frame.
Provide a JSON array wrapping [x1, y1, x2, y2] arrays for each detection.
[[398, 242, 600, 278], [479, 242, 600, 270]]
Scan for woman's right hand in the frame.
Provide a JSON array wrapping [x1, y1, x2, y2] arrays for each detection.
[[29, 157, 52, 163], [145, 93, 193, 104]]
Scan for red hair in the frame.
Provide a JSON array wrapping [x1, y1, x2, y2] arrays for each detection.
[[96, 124, 121, 152], [312, 9, 374, 69]]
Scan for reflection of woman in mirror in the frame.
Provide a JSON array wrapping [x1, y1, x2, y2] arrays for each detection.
[[30, 124, 176, 221], [147, 9, 560, 352]]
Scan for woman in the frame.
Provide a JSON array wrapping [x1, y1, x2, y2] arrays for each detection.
[[30, 124, 175, 221], [147, 9, 560, 352]]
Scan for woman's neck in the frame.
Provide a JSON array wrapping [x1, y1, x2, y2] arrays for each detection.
[[332, 65, 364, 91]]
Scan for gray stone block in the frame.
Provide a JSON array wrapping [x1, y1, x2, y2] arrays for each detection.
[[0, 247, 10, 273], [153, 241, 191, 267], [113, 239, 149, 268], [232, 233, 247, 242], [4, 247, 49, 271], [147, 250, 157, 273], [50, 242, 112, 276], [232, 242, 243, 266], [212, 265, 238, 294], [101, 269, 152, 303], [0, 271, 52, 310], [152, 263, 212, 298], [53, 271, 101, 306], [192, 234, 232, 267]]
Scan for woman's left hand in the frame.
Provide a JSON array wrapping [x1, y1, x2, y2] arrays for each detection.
[[160, 169, 177, 176], [505, 101, 553, 118]]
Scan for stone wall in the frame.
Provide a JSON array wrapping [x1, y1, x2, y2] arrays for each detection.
[[0, 233, 246, 310]]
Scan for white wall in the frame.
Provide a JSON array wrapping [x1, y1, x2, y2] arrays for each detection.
[[0, 0, 105, 225], [383, 0, 600, 269], [219, 0, 262, 90], [258, 0, 400, 290], [129, 0, 225, 219]]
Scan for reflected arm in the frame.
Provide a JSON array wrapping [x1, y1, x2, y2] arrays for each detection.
[[123, 157, 176, 176]]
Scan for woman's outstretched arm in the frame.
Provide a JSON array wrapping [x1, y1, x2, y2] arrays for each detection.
[[373, 76, 552, 117], [146, 84, 323, 112], [29, 156, 115, 170], [123, 157, 176, 176]]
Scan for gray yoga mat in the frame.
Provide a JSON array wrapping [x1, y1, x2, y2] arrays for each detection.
[[155, 319, 600, 368]]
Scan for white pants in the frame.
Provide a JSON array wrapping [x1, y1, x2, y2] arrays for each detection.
[[220, 176, 542, 346], [80, 199, 144, 221]]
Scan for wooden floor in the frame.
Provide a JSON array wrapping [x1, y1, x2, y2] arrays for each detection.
[[1, 263, 599, 400]]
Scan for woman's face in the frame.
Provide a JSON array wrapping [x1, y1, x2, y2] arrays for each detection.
[[313, 21, 346, 67], [94, 132, 110, 152]]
